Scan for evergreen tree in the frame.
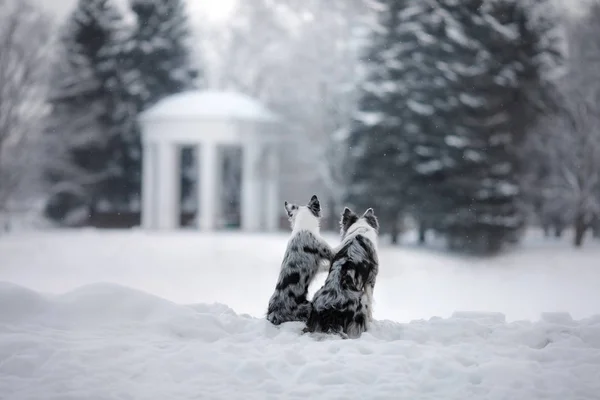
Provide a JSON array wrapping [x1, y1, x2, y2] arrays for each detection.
[[346, 0, 431, 243], [129, 0, 199, 107], [345, 0, 559, 252], [399, 3, 455, 244], [46, 0, 129, 222], [127, 0, 200, 214], [414, 0, 560, 254]]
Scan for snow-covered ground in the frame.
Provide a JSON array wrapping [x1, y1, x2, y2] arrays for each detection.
[[2, 229, 600, 322], [1, 229, 600, 399]]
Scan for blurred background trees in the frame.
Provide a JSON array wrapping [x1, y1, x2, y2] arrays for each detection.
[[2, 0, 600, 253], [347, 0, 562, 253]]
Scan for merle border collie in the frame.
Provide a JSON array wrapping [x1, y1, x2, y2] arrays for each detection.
[[303, 207, 379, 338], [266, 195, 334, 325]]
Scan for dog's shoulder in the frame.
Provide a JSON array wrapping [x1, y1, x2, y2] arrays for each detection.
[[332, 239, 353, 262], [333, 234, 378, 288], [336, 234, 375, 260], [286, 230, 328, 256], [354, 234, 378, 264]]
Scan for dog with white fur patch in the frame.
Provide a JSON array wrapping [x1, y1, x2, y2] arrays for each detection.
[[266, 195, 334, 325], [303, 207, 379, 339]]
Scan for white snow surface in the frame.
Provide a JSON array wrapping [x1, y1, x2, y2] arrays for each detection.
[[139, 90, 278, 122], [1, 229, 600, 399]]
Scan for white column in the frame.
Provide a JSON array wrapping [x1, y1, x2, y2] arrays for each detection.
[[241, 142, 261, 231], [265, 144, 279, 232], [156, 142, 180, 229], [196, 143, 219, 230], [141, 141, 155, 229]]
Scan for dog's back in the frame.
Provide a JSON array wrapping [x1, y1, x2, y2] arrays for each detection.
[[266, 195, 333, 325], [304, 234, 378, 338], [266, 230, 332, 325]]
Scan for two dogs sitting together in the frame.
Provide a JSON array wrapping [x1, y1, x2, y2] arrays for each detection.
[[266, 195, 379, 339]]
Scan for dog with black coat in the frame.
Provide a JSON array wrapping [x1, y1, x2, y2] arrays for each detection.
[[303, 207, 379, 339], [266, 195, 334, 325]]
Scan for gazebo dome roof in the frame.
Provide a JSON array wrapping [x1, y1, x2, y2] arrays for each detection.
[[139, 90, 278, 122]]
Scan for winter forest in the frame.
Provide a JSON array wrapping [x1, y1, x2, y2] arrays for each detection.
[[1, 0, 600, 255]]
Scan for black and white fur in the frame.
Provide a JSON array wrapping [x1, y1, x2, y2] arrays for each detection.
[[266, 195, 334, 325], [303, 207, 379, 339]]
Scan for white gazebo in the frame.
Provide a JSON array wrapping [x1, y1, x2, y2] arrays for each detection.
[[139, 90, 281, 231]]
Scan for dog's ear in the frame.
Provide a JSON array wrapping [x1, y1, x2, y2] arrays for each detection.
[[362, 208, 379, 231], [307, 195, 321, 217], [342, 207, 355, 221], [284, 201, 297, 218], [340, 207, 358, 233]]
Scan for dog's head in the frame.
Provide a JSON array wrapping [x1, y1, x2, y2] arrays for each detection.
[[284, 194, 322, 232], [340, 207, 379, 240]]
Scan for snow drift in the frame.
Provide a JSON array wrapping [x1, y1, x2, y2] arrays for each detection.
[[1, 282, 599, 400]]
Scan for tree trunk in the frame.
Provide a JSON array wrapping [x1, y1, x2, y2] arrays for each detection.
[[573, 215, 587, 247], [418, 222, 427, 245], [592, 220, 600, 238], [390, 217, 399, 245], [554, 225, 563, 238]]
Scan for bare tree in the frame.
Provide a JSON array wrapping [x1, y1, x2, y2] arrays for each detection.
[[195, 0, 294, 225], [0, 0, 54, 230], [199, 0, 292, 98], [526, 2, 600, 246], [196, 1, 367, 229], [275, 0, 366, 230], [536, 80, 600, 247]]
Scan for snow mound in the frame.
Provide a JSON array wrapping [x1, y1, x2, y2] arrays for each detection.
[[1, 284, 600, 399], [0, 282, 49, 323], [140, 90, 278, 122], [43, 282, 200, 328]]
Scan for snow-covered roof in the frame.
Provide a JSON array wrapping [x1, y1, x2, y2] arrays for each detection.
[[140, 90, 278, 123]]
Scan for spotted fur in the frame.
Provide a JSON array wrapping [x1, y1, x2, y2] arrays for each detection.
[[303, 207, 379, 339], [266, 195, 334, 325]]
